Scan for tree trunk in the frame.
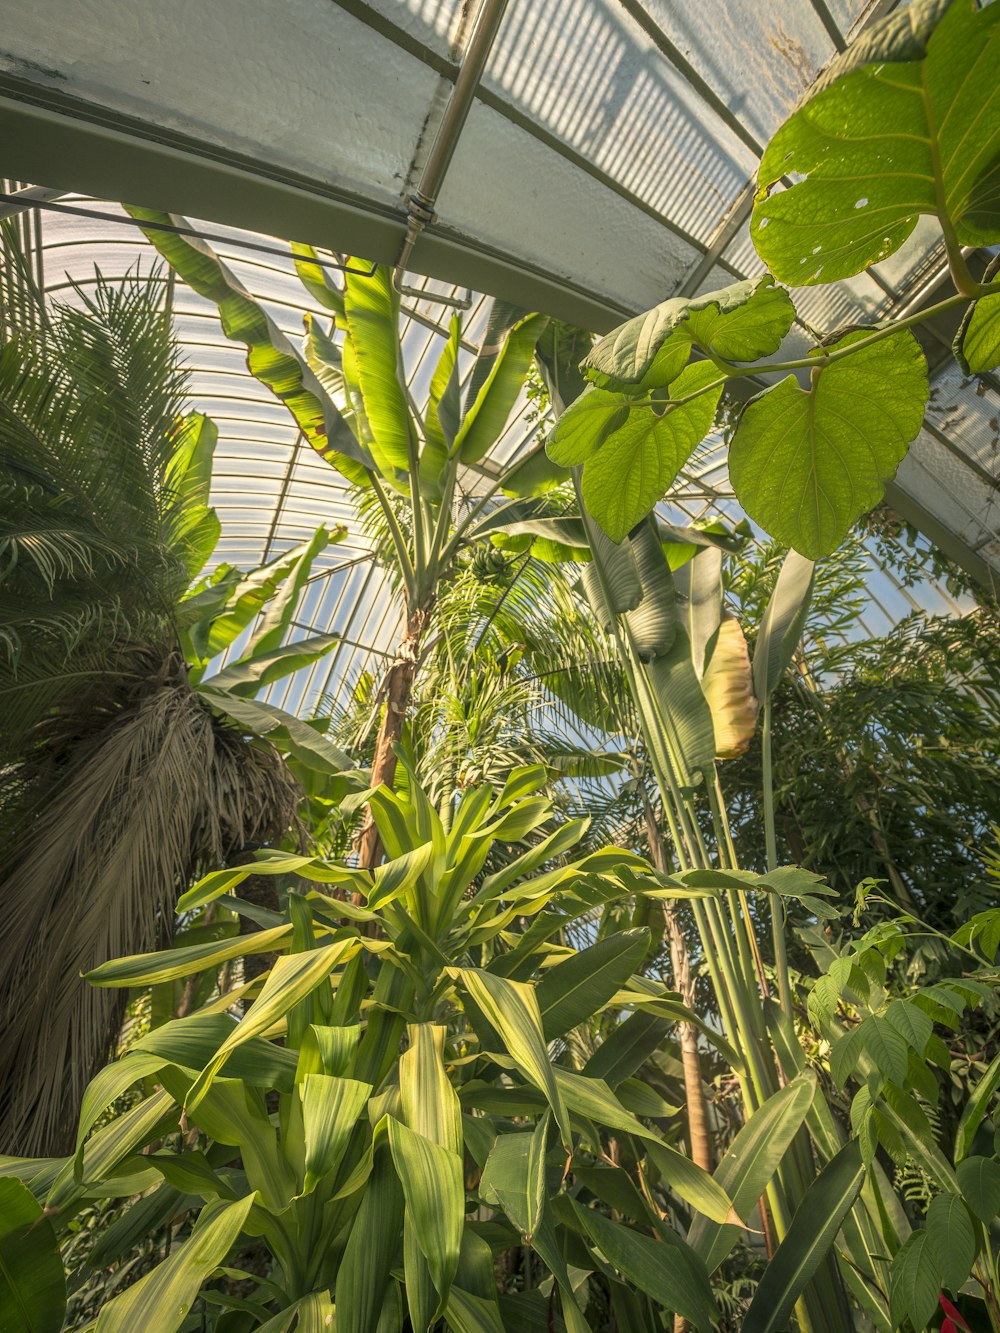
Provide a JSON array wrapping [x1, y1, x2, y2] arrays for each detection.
[[642, 794, 715, 1173], [354, 600, 434, 870]]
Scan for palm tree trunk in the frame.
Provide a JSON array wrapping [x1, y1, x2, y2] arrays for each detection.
[[354, 599, 434, 869], [642, 794, 714, 1173]]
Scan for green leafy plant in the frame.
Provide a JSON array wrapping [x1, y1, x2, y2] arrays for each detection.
[[0, 273, 352, 1154], [121, 215, 578, 871], [544, 0, 1000, 560], [0, 765, 820, 1333], [808, 890, 1000, 1330]]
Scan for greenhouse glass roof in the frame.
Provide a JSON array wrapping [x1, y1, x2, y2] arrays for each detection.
[[1, 0, 998, 707]]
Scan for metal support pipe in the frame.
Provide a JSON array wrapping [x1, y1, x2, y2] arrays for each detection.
[[0, 184, 66, 219], [393, 0, 510, 306]]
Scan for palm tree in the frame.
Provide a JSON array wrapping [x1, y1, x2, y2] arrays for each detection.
[[0, 270, 349, 1153]]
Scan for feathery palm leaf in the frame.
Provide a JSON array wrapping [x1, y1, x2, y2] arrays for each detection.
[[0, 270, 326, 1152]]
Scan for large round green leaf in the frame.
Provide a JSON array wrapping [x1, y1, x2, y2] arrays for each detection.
[[581, 363, 723, 543], [728, 330, 927, 558], [751, 0, 1000, 283], [581, 275, 795, 391], [954, 285, 1000, 374]]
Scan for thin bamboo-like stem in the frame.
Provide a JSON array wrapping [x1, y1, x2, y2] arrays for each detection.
[[708, 775, 770, 1002], [762, 697, 794, 1018]]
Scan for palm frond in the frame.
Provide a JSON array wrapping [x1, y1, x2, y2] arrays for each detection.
[[0, 682, 300, 1155]]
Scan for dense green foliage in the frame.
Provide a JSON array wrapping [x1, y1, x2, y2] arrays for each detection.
[[546, 0, 1000, 559], [2, 0, 999, 1328], [0, 276, 351, 1154]]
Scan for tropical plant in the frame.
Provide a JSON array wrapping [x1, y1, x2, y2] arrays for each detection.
[[0, 764, 821, 1333], [725, 534, 1000, 930], [0, 273, 353, 1154], [805, 887, 1000, 1331], [544, 0, 1000, 565], [118, 213, 574, 868], [513, 3, 1000, 1323]]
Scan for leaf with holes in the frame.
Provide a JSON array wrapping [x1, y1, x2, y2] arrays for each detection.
[[729, 330, 927, 558], [751, 0, 1000, 282]]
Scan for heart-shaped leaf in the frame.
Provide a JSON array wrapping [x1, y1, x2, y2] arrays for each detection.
[[581, 363, 723, 543], [582, 275, 795, 391], [751, 0, 1000, 283], [729, 330, 927, 558], [954, 286, 1000, 374]]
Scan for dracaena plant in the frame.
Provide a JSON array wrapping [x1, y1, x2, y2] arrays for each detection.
[[544, 0, 1000, 563], [0, 764, 831, 1333], [0, 270, 354, 1156]]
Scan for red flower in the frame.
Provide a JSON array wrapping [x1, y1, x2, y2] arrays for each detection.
[[940, 1294, 971, 1333]]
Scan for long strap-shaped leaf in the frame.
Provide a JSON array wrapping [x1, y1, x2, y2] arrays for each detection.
[[94, 1194, 256, 1333], [573, 1202, 718, 1332], [688, 1072, 817, 1272], [198, 687, 354, 774], [456, 311, 548, 464], [388, 1118, 464, 1324], [742, 1140, 865, 1333], [124, 206, 372, 479], [456, 968, 572, 1150], [752, 548, 815, 703], [84, 924, 294, 987], [244, 522, 335, 656], [342, 262, 413, 477], [185, 937, 358, 1110]]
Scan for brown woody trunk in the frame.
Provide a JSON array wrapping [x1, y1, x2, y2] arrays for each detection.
[[643, 795, 715, 1173], [354, 600, 434, 870]]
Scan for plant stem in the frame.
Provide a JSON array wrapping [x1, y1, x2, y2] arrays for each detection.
[[763, 697, 794, 1018], [622, 291, 974, 415]]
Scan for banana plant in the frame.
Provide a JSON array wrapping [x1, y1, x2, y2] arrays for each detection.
[[122, 212, 562, 866], [0, 762, 833, 1333]]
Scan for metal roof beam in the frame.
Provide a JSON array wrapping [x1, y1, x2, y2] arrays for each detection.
[[614, 0, 764, 156], [0, 75, 631, 332]]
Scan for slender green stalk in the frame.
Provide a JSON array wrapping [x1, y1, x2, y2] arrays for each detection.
[[762, 697, 794, 1018], [368, 470, 417, 601], [622, 290, 976, 416], [708, 775, 769, 1003]]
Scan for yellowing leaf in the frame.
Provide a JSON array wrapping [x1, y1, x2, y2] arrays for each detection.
[[701, 616, 759, 759]]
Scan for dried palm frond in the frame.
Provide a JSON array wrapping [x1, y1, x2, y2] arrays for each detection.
[[0, 266, 310, 1153], [0, 672, 299, 1155]]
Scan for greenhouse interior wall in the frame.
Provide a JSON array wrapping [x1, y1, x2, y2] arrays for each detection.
[[1, 1, 999, 1331]]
